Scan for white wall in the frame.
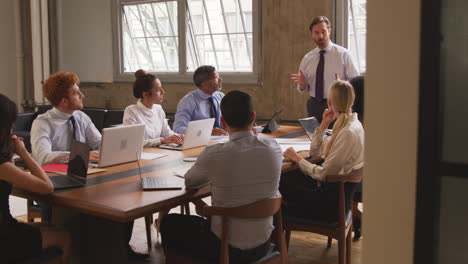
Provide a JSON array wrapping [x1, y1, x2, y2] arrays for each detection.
[[58, 0, 113, 82], [363, 0, 421, 263], [0, 0, 18, 103]]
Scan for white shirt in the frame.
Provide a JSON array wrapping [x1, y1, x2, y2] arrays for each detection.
[[31, 107, 101, 166], [184, 131, 283, 249], [299, 113, 364, 181], [122, 100, 175, 147], [297, 41, 359, 98]]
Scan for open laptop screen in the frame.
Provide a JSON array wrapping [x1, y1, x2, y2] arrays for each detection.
[[298, 116, 320, 140], [68, 140, 91, 184]]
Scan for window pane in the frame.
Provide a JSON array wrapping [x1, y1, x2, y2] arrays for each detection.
[[187, 0, 253, 72], [122, 1, 178, 73], [348, 0, 366, 73]]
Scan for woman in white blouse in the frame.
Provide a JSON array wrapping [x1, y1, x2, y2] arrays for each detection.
[[281, 80, 364, 222], [123, 70, 183, 147]]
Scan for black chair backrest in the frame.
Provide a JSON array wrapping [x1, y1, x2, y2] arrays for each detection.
[[13, 113, 37, 132], [82, 108, 107, 132], [103, 109, 124, 128], [36, 105, 52, 115]]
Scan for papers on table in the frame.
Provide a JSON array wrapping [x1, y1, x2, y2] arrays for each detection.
[[141, 152, 167, 160], [274, 138, 311, 152], [274, 138, 311, 145], [41, 163, 106, 175], [279, 144, 311, 152]]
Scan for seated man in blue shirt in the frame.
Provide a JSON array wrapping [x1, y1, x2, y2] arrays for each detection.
[[161, 90, 283, 263], [173, 65, 229, 135]]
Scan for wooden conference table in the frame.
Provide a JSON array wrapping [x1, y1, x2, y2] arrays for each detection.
[[12, 125, 306, 263]]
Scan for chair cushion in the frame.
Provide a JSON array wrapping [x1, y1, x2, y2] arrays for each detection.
[[284, 211, 352, 229]]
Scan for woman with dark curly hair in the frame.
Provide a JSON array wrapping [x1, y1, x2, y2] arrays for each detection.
[[123, 69, 183, 147], [0, 94, 71, 263]]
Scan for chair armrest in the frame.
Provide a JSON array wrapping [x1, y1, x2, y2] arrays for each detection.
[[201, 197, 282, 219], [326, 168, 363, 183]]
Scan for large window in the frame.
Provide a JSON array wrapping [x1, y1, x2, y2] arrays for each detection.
[[335, 0, 367, 74], [348, 0, 366, 73], [115, 0, 260, 83]]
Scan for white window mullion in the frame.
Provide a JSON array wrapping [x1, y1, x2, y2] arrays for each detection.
[[149, 3, 170, 70], [186, 0, 202, 67], [219, 0, 237, 71], [123, 9, 143, 69], [237, 0, 252, 67], [165, 1, 178, 50], [349, 0, 361, 71], [135, 5, 157, 69], [200, 0, 220, 69]]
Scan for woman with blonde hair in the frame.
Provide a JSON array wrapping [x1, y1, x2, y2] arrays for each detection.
[[281, 80, 364, 221]]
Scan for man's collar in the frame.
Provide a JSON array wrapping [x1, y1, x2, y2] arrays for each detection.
[[229, 130, 254, 141], [322, 41, 334, 52], [316, 41, 334, 53], [195, 88, 212, 99], [51, 107, 73, 119]]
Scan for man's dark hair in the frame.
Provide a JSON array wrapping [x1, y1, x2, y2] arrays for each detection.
[[220, 90, 254, 129], [309, 16, 331, 31], [193, 65, 216, 88], [350, 75, 365, 119]]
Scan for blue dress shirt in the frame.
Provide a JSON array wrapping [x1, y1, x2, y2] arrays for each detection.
[[173, 88, 224, 134]]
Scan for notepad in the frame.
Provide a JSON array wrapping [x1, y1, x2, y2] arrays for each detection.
[[141, 152, 167, 160], [41, 163, 106, 175]]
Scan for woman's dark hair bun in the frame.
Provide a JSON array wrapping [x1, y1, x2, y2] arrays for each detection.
[[135, 69, 147, 79]]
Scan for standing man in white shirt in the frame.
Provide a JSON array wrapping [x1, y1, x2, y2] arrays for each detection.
[[291, 16, 359, 121], [160, 90, 283, 263]]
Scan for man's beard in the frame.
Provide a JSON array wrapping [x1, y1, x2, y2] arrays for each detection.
[[213, 84, 222, 92]]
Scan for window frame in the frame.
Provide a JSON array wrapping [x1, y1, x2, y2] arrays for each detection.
[[112, 0, 262, 84], [333, 0, 366, 74]]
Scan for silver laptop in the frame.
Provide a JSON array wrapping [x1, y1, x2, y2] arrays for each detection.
[[97, 124, 145, 167], [298, 116, 320, 140], [136, 152, 183, 191], [159, 118, 215, 151], [51, 140, 90, 189]]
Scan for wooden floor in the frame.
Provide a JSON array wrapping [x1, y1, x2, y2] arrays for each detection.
[[17, 204, 362, 264]]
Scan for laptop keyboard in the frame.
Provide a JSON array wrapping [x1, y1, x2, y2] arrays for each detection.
[[142, 177, 166, 188], [141, 176, 183, 190], [51, 176, 82, 189]]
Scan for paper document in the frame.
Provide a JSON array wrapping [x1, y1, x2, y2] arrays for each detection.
[[275, 138, 311, 144], [141, 152, 167, 160], [41, 163, 106, 175], [279, 144, 311, 152]]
